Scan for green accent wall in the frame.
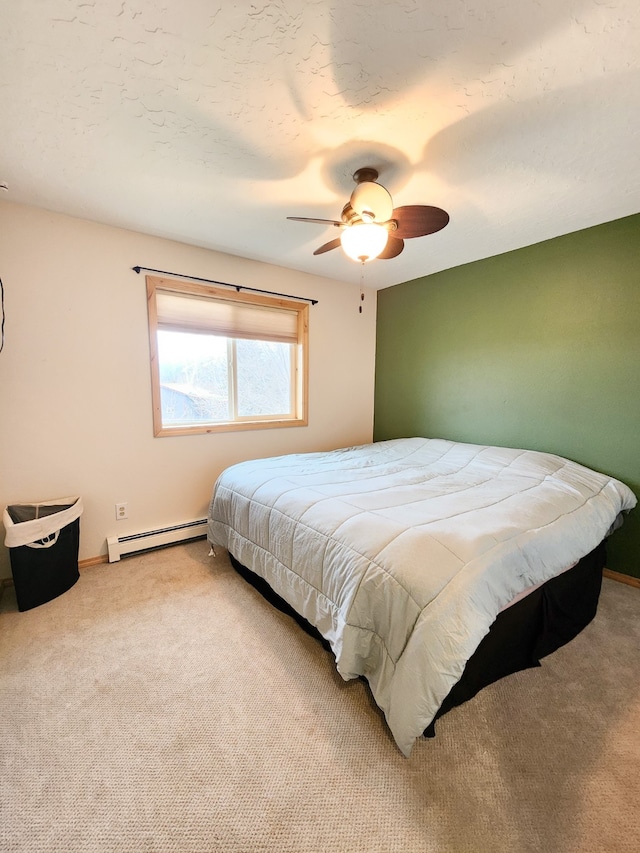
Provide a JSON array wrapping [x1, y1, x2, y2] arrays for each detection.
[[374, 213, 640, 578]]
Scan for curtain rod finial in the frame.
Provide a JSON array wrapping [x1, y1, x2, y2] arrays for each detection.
[[132, 266, 141, 274]]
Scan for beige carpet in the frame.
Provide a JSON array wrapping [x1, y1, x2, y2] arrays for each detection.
[[1, 540, 639, 853]]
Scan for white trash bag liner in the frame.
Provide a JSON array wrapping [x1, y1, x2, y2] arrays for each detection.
[[3, 497, 83, 549]]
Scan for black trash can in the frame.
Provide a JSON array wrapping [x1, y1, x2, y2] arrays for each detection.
[[3, 497, 83, 611]]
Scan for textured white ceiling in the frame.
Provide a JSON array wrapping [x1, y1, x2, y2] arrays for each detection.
[[1, 1, 638, 288]]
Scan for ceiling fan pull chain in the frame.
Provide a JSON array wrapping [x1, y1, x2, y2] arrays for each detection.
[[359, 262, 365, 314]]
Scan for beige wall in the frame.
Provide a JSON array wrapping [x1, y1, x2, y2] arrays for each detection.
[[0, 201, 376, 577]]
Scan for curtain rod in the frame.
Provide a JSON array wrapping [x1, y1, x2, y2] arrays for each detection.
[[132, 266, 318, 305]]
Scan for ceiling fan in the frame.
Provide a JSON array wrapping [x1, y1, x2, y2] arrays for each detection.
[[287, 167, 449, 263]]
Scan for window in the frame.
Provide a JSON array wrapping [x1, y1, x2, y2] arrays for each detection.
[[146, 276, 309, 436]]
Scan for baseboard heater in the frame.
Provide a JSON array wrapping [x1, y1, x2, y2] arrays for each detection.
[[107, 518, 207, 562]]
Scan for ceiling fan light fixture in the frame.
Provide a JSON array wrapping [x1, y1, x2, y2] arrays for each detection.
[[350, 181, 394, 223], [340, 222, 388, 263], [288, 165, 449, 262]]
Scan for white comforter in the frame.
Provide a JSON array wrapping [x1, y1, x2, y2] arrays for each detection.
[[207, 438, 636, 756]]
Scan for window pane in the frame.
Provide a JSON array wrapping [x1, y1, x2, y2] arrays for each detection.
[[157, 330, 229, 424], [236, 339, 292, 417]]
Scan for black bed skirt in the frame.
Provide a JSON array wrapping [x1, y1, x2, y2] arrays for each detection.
[[228, 541, 606, 737]]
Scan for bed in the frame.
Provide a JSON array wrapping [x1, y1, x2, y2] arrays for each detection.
[[207, 437, 636, 756]]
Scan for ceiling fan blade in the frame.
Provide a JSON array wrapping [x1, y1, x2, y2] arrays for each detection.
[[287, 216, 343, 227], [391, 205, 449, 239], [313, 237, 342, 255], [378, 236, 405, 259]]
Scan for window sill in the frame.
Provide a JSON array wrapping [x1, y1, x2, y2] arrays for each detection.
[[154, 417, 308, 437]]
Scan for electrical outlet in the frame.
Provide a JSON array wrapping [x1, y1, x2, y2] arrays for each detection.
[[115, 502, 128, 520]]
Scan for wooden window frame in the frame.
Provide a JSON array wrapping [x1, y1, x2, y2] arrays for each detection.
[[146, 275, 309, 436]]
